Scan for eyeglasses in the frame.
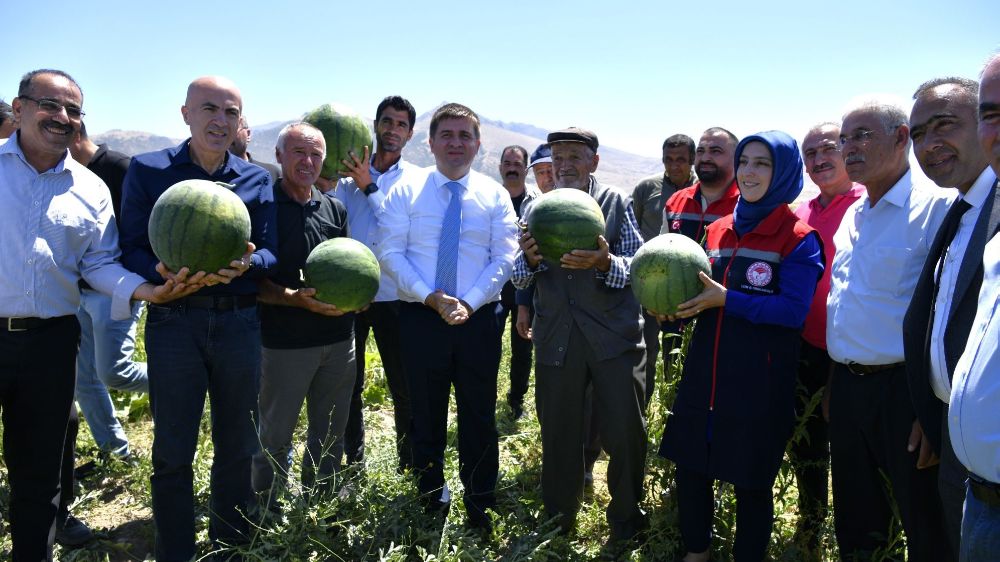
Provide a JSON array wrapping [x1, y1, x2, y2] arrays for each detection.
[[18, 95, 85, 119], [839, 129, 876, 146]]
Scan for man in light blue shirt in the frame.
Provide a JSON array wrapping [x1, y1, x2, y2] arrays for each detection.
[[948, 52, 1000, 562], [0, 68, 195, 562], [324, 96, 420, 472], [826, 96, 953, 561], [378, 102, 518, 530]]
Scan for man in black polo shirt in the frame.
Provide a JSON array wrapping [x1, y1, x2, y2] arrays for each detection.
[[251, 122, 357, 507]]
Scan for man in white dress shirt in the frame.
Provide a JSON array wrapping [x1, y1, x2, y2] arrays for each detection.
[[377, 102, 518, 530], [826, 96, 954, 561], [903, 75, 997, 560]]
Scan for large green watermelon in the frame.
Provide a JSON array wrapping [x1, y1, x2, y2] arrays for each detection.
[[148, 179, 251, 274], [525, 188, 606, 265], [631, 233, 711, 315], [303, 103, 372, 178], [303, 238, 380, 312]]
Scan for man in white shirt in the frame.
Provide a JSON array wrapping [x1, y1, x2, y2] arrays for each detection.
[[328, 96, 419, 471], [826, 96, 953, 561], [903, 75, 997, 560], [378, 103, 518, 530], [948, 51, 1000, 562]]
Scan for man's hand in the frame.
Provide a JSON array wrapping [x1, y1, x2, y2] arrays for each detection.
[[424, 290, 470, 325], [519, 229, 543, 269], [341, 146, 373, 190], [666, 271, 726, 322], [291, 288, 347, 316], [561, 235, 611, 271], [908, 419, 940, 469], [516, 305, 532, 340], [146, 264, 205, 303], [204, 242, 256, 286]]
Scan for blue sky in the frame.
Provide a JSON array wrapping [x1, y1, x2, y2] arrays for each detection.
[[3, 0, 997, 157]]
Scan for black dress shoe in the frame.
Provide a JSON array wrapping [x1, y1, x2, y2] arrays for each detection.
[[55, 515, 94, 547]]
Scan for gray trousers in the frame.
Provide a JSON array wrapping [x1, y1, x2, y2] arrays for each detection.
[[535, 323, 647, 538], [252, 339, 356, 502]]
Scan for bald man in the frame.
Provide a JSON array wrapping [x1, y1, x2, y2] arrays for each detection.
[[120, 76, 277, 560]]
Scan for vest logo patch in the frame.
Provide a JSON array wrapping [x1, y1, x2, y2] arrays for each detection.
[[746, 261, 773, 287], [671, 219, 681, 232]]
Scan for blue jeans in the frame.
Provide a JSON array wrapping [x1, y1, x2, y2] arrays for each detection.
[[961, 481, 1000, 562], [74, 289, 148, 456], [145, 303, 261, 561]]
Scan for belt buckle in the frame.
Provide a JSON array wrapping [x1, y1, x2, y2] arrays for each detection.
[[846, 362, 863, 375], [7, 318, 27, 332]]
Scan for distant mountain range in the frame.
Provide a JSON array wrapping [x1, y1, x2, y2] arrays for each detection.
[[93, 107, 663, 191]]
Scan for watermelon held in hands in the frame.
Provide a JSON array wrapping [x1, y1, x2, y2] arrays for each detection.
[[525, 188, 606, 265], [302, 103, 372, 179], [303, 238, 381, 312], [148, 179, 251, 274], [631, 233, 712, 315]]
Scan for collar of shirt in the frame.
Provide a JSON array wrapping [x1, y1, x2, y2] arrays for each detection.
[[172, 139, 240, 177], [431, 169, 470, 192], [0, 131, 69, 174], [808, 183, 866, 214], [865, 169, 913, 211], [960, 166, 997, 209], [274, 179, 323, 206]]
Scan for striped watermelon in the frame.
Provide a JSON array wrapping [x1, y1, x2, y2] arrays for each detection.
[[631, 233, 711, 315], [525, 188, 606, 265], [303, 238, 380, 312], [303, 103, 372, 178], [148, 180, 251, 274]]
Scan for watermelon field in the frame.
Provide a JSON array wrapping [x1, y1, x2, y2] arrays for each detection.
[[0, 315, 903, 561]]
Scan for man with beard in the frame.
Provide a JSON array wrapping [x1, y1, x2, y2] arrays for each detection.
[[513, 128, 647, 552], [903, 76, 998, 560], [378, 103, 518, 529], [660, 128, 740, 240], [788, 122, 865, 558], [826, 96, 952, 562], [331, 95, 418, 471], [0, 68, 195, 561], [120, 75, 276, 560], [229, 115, 280, 185], [632, 133, 696, 409], [498, 145, 540, 419]]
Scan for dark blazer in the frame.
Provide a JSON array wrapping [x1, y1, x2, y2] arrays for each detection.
[[904, 176, 1000, 454]]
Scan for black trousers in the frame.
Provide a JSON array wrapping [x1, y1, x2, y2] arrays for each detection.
[[343, 300, 412, 469], [829, 363, 948, 562], [0, 316, 79, 562], [400, 301, 503, 522], [675, 465, 774, 560], [58, 403, 79, 522], [788, 340, 830, 547], [938, 407, 966, 561], [497, 299, 533, 407]]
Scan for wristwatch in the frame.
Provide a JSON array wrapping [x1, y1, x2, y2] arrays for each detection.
[[363, 182, 379, 196]]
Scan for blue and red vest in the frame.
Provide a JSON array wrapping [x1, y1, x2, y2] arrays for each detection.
[[664, 180, 740, 243]]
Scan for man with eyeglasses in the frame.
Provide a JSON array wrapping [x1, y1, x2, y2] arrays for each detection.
[[787, 122, 864, 558], [119, 75, 277, 560], [825, 97, 953, 561], [0, 68, 198, 562]]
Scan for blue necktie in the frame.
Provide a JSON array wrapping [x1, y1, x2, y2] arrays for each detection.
[[435, 181, 463, 295]]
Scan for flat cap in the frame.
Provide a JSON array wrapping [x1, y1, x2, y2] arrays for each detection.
[[547, 127, 598, 152]]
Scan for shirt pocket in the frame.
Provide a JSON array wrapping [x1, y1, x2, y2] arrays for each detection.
[[859, 245, 910, 296]]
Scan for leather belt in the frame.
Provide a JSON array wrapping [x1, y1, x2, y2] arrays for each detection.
[[179, 295, 257, 310], [0, 316, 61, 332], [969, 474, 1000, 509], [844, 361, 905, 375]]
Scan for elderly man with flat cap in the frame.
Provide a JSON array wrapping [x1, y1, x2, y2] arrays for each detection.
[[513, 127, 648, 548]]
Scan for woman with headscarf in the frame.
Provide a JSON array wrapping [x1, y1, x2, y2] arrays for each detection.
[[658, 131, 825, 561]]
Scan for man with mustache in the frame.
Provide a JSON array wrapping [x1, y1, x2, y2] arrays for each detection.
[[119, 75, 277, 560], [788, 122, 864, 558], [331, 95, 419, 472], [513, 128, 647, 554], [0, 68, 196, 561], [632, 134, 696, 409], [528, 143, 555, 193], [498, 145, 539, 419], [903, 76, 998, 560], [826, 97, 953, 561]]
